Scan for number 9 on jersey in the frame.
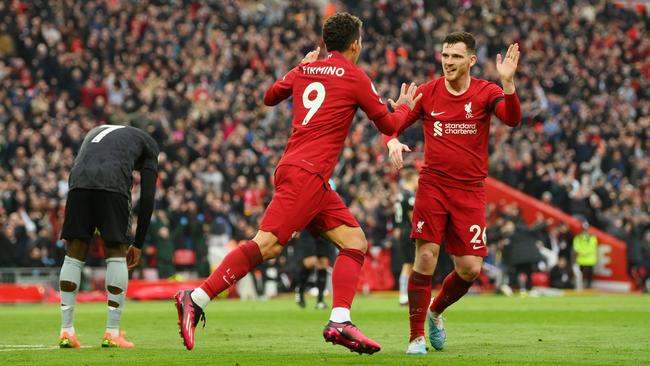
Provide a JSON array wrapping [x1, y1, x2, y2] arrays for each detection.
[[302, 82, 326, 125]]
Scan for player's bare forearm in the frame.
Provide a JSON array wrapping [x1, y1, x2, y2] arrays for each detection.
[[501, 78, 516, 95]]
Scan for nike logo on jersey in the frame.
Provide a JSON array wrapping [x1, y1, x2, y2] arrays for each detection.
[[472, 244, 486, 250], [431, 111, 446, 117]]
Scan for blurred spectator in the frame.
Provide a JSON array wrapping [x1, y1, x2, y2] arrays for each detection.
[[640, 230, 650, 292], [154, 227, 175, 280], [499, 219, 545, 294], [550, 257, 574, 290], [0, 1, 646, 290], [573, 221, 599, 289]]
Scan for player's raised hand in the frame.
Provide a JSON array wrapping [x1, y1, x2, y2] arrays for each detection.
[[388, 82, 422, 110], [496, 43, 520, 82], [126, 245, 141, 271], [387, 138, 411, 170], [301, 46, 321, 64]]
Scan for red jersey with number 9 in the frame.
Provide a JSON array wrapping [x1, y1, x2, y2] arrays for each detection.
[[264, 51, 401, 181]]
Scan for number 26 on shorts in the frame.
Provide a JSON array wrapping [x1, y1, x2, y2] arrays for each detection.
[[469, 225, 487, 247]]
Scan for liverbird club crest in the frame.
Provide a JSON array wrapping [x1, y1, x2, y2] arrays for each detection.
[[464, 102, 473, 119]]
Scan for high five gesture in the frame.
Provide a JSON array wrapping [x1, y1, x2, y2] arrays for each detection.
[[496, 43, 520, 94]]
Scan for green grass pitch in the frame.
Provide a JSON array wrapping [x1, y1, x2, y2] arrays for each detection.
[[1, 293, 648, 365]]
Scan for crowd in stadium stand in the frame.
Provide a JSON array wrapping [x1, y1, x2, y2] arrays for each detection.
[[0, 0, 648, 292]]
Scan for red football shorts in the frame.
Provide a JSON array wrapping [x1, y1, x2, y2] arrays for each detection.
[[260, 165, 360, 245], [410, 179, 488, 257]]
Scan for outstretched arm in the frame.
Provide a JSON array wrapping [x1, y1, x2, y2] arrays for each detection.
[[371, 83, 422, 135], [380, 83, 426, 169]]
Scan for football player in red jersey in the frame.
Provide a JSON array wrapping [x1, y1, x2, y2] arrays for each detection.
[[174, 12, 422, 354], [383, 31, 521, 354]]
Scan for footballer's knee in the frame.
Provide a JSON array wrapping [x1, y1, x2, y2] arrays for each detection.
[[343, 234, 367, 253], [252, 231, 283, 260], [104, 243, 128, 258], [65, 239, 89, 261], [457, 265, 482, 282], [417, 248, 438, 267], [265, 243, 284, 259], [414, 241, 440, 272], [321, 226, 367, 253], [256, 241, 281, 260]]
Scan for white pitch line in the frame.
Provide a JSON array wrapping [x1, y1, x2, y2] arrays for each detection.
[[0, 345, 50, 348], [0, 345, 92, 352]]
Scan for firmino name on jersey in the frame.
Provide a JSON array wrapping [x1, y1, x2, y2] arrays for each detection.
[[433, 121, 477, 136], [302, 66, 345, 76]]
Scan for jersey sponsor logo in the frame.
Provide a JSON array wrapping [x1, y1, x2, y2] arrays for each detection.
[[301, 65, 345, 77], [416, 220, 425, 233], [433, 121, 443, 136], [433, 121, 478, 136], [472, 244, 486, 250], [430, 111, 445, 117], [464, 102, 473, 119]]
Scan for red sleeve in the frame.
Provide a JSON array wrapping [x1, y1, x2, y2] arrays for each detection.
[[382, 84, 426, 144], [355, 72, 391, 121], [372, 104, 410, 135], [264, 66, 300, 106], [353, 72, 411, 135], [493, 93, 521, 127]]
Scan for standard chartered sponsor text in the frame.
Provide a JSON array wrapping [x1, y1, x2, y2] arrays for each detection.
[[444, 122, 477, 135]]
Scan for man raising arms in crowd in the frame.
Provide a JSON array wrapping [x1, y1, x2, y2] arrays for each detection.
[[384, 32, 521, 354], [175, 12, 421, 355]]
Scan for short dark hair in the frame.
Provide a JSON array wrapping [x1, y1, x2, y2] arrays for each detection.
[[322, 12, 362, 53], [443, 31, 476, 54]]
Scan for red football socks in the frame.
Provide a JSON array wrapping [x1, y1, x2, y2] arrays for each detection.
[[199, 240, 263, 298], [331, 248, 365, 309], [430, 270, 473, 315], [408, 271, 432, 341]]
